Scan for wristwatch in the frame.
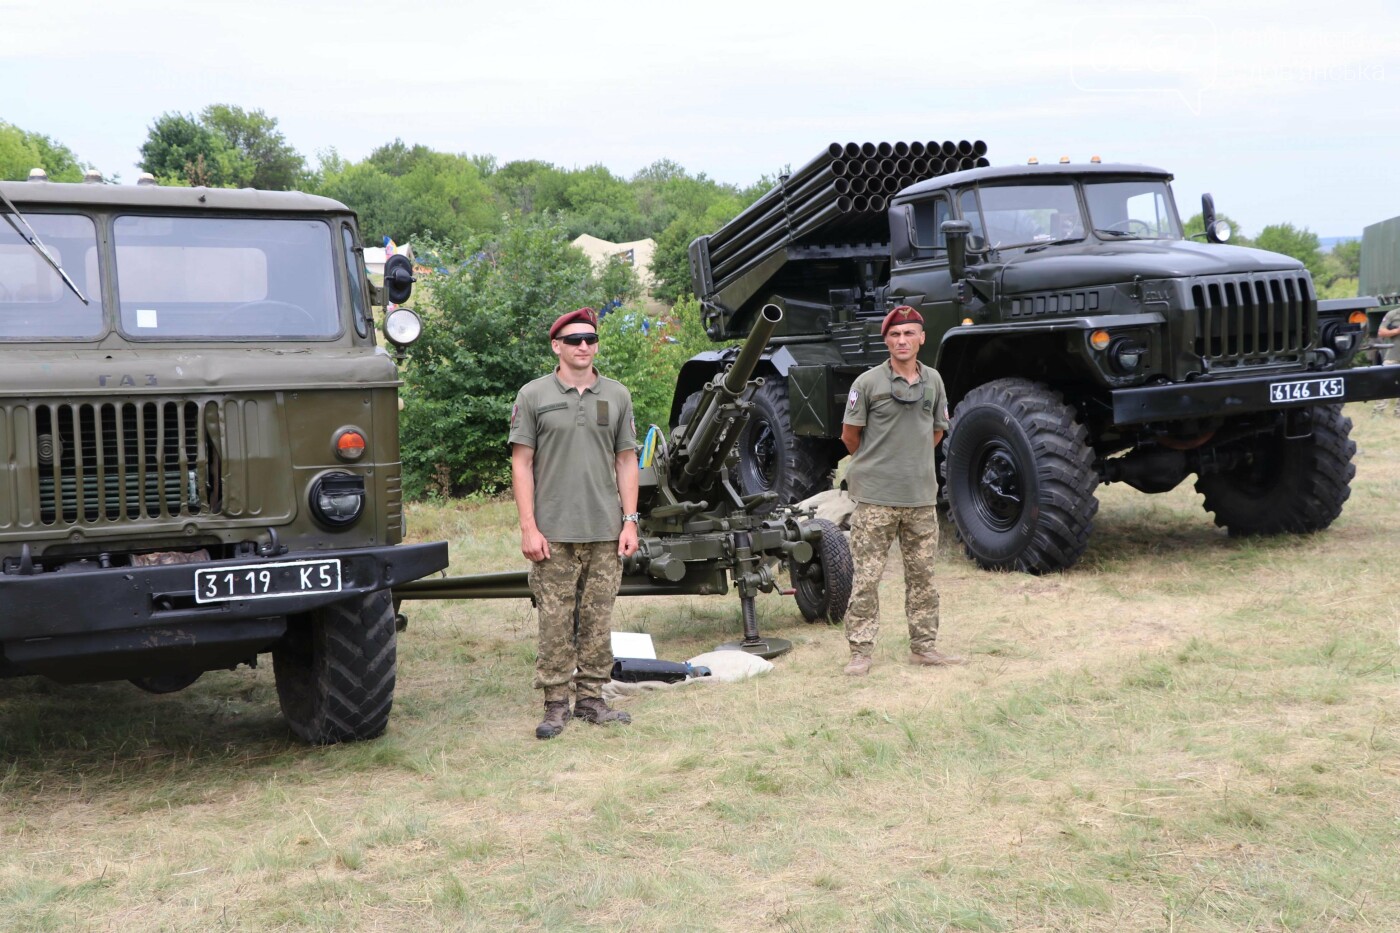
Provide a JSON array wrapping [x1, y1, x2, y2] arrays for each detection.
[[622, 512, 640, 523]]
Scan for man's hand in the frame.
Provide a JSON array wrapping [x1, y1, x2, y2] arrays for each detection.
[[618, 522, 639, 558], [521, 528, 550, 562]]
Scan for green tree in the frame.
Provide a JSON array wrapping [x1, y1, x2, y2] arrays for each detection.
[[1254, 223, 1324, 280], [0, 122, 86, 182], [399, 213, 611, 497], [1330, 240, 1362, 279], [201, 104, 305, 189], [139, 111, 233, 186]]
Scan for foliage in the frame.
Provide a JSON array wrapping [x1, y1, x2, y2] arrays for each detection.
[[1255, 222, 1325, 280], [139, 106, 304, 189], [0, 121, 86, 182], [651, 193, 749, 302], [200, 104, 306, 189], [594, 296, 718, 435], [398, 214, 605, 498], [317, 140, 499, 245]]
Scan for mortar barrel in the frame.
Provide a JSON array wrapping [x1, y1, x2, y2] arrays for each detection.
[[721, 303, 784, 396]]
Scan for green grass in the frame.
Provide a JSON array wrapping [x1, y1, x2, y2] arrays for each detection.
[[2, 405, 1400, 930]]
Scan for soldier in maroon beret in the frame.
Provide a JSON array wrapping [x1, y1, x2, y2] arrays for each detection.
[[839, 305, 966, 675], [509, 307, 639, 738]]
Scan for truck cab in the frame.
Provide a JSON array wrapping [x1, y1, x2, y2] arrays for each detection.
[[0, 174, 447, 743]]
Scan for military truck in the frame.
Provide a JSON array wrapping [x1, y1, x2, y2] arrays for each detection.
[[0, 171, 448, 743], [1360, 214, 1400, 356], [681, 142, 1400, 573]]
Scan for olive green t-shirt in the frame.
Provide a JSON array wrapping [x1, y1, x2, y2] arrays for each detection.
[[1383, 308, 1400, 363], [508, 369, 637, 543], [842, 361, 949, 507]]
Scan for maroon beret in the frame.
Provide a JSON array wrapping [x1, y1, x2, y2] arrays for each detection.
[[550, 307, 599, 339], [881, 305, 924, 335]]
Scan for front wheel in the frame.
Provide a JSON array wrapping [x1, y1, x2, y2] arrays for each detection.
[[944, 378, 1099, 574], [1195, 404, 1355, 536], [273, 589, 397, 744], [789, 518, 854, 623]]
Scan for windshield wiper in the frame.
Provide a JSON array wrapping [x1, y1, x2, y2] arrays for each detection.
[[1094, 228, 1141, 240], [0, 187, 89, 305], [1024, 237, 1081, 253]]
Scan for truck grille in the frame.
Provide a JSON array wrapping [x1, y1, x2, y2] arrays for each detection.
[[1192, 273, 1315, 367], [34, 400, 220, 524]]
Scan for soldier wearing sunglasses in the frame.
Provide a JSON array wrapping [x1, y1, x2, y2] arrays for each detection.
[[509, 307, 640, 738], [839, 305, 966, 676]]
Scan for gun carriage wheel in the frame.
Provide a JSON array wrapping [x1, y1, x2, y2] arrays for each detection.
[[789, 518, 853, 623]]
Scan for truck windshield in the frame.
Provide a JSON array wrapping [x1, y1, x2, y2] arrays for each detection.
[[0, 213, 104, 339], [113, 216, 341, 339], [1083, 179, 1180, 239], [963, 183, 1085, 249]]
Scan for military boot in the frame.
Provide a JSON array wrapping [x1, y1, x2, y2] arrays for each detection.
[[535, 700, 572, 740], [573, 696, 631, 725]]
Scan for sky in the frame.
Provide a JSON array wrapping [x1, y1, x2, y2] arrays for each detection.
[[3, 0, 1398, 238]]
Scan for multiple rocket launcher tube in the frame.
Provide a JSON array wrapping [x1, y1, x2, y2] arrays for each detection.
[[702, 140, 990, 291]]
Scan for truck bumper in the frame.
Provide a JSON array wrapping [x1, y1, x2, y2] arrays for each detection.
[[0, 541, 448, 681], [1111, 364, 1400, 426]]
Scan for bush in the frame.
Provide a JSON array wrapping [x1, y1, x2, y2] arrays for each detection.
[[400, 215, 601, 498], [399, 214, 724, 499]]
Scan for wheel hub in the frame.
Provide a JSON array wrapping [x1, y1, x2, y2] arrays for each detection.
[[974, 445, 1023, 530]]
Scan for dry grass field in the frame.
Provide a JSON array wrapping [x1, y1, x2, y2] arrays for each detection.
[[3, 405, 1399, 932]]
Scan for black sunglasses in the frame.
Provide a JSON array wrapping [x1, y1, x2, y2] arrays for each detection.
[[890, 380, 926, 404], [558, 333, 599, 346]]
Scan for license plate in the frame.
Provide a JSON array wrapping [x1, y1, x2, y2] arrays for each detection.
[[1268, 377, 1344, 404], [194, 559, 342, 604]]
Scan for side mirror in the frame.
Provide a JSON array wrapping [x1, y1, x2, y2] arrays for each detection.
[[941, 219, 971, 281], [384, 253, 415, 305], [1201, 193, 1231, 244]]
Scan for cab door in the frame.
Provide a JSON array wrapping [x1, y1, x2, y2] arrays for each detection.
[[888, 194, 956, 366]]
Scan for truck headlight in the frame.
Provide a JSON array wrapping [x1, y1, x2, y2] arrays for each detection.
[[309, 472, 366, 527], [385, 308, 422, 347], [1108, 336, 1147, 374]]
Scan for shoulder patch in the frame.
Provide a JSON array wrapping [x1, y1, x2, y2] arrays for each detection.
[[511, 403, 519, 427], [847, 389, 860, 411]]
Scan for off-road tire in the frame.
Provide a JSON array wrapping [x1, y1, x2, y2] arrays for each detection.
[[789, 518, 854, 623], [679, 383, 836, 511], [944, 378, 1099, 574], [273, 589, 397, 745], [1195, 403, 1355, 536], [734, 381, 836, 509]]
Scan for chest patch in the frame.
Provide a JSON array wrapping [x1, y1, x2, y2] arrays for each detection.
[[596, 399, 610, 426]]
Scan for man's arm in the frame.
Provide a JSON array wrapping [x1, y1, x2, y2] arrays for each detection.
[[615, 449, 640, 557], [841, 423, 863, 455], [934, 428, 944, 447], [511, 443, 550, 561]]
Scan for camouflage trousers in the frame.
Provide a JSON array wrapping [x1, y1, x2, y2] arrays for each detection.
[[528, 541, 622, 703], [845, 503, 940, 657]]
